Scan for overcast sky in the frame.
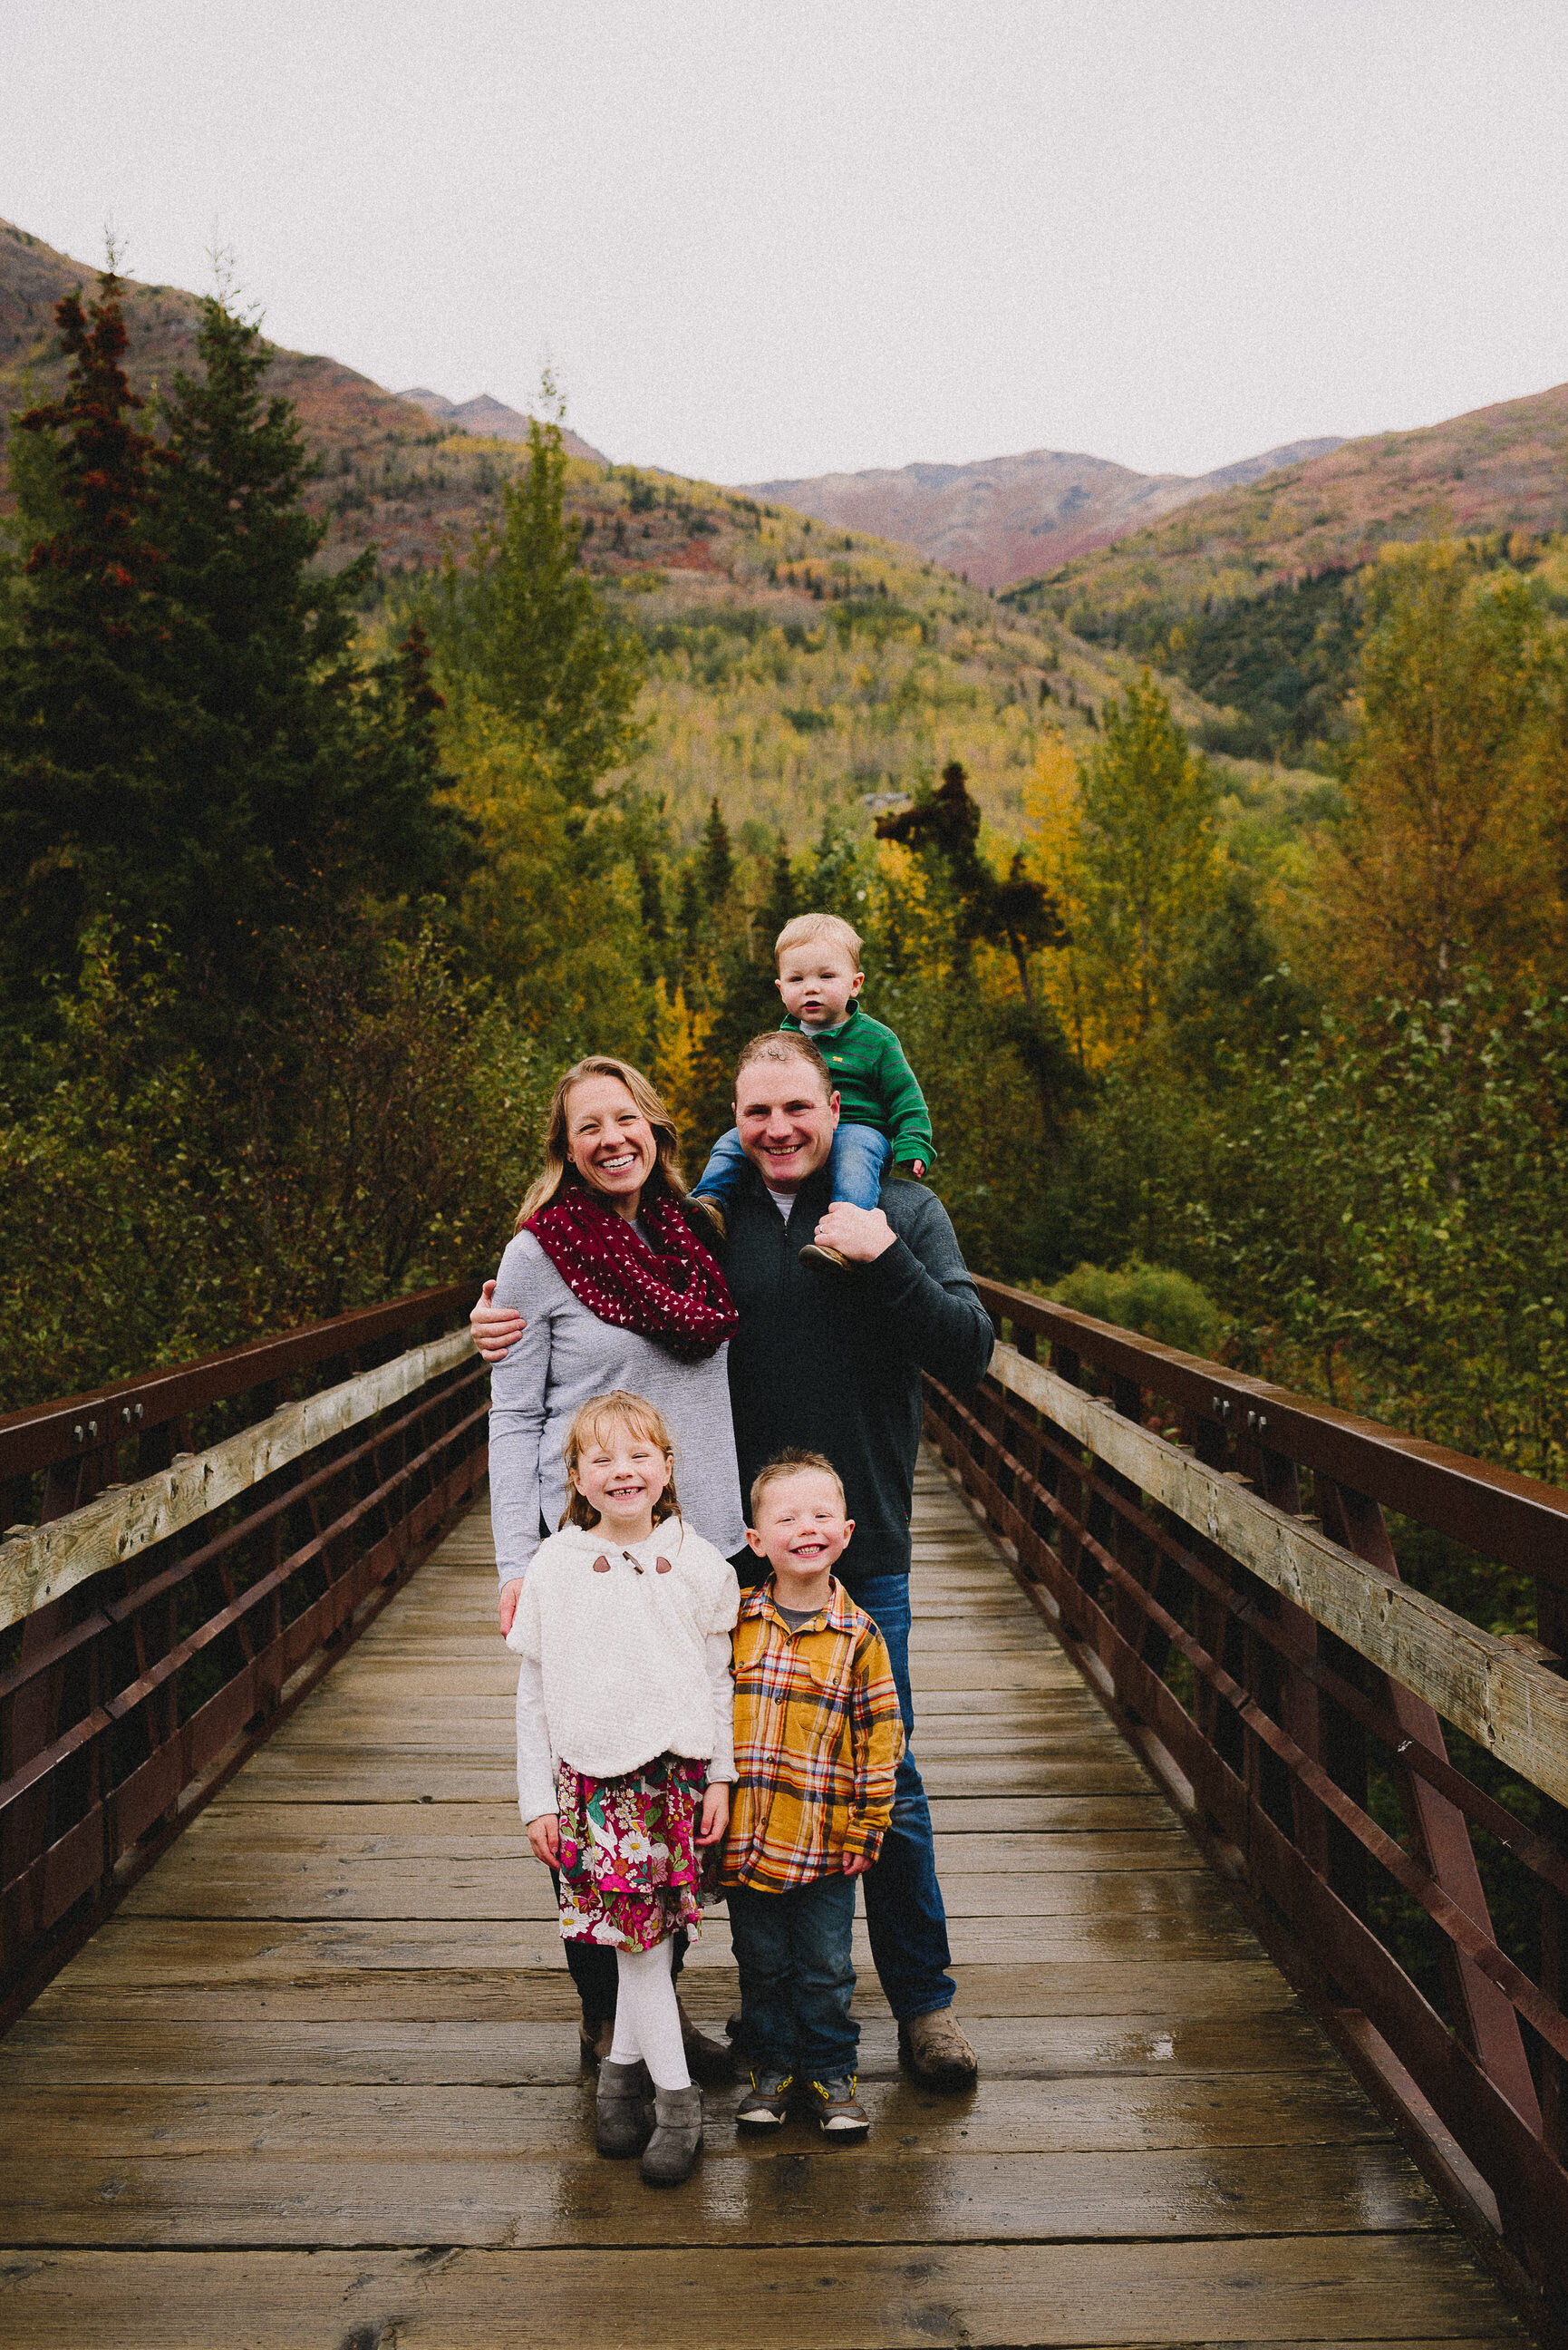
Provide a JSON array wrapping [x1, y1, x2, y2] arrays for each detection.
[[4, 1, 1565, 484]]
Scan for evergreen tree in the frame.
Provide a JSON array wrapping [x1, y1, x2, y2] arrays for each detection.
[[429, 412, 645, 803], [699, 796, 735, 905], [0, 271, 184, 1002], [0, 281, 471, 1018]]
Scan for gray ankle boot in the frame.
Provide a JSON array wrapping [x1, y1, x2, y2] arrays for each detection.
[[640, 2082, 702, 2185], [595, 2058, 653, 2158]]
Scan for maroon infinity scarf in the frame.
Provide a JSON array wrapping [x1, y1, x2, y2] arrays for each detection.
[[526, 1180, 739, 1363]]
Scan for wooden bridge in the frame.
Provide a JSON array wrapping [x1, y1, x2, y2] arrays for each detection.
[[0, 1282, 1563, 2346]]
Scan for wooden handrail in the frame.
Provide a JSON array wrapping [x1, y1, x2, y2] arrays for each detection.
[[977, 1278, 1568, 1589], [992, 1342, 1568, 1806], [0, 1281, 477, 1485], [0, 1331, 475, 1633]]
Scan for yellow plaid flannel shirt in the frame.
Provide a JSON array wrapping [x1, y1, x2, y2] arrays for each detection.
[[721, 1578, 906, 1893]]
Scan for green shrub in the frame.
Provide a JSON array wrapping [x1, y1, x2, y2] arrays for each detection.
[[1048, 1258, 1224, 1358]]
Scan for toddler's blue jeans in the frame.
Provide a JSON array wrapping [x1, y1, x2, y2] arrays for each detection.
[[692, 1122, 890, 1212], [727, 1872, 859, 2078]]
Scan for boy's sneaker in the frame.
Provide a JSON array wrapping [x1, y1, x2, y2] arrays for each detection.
[[736, 2068, 794, 2127], [799, 1243, 848, 1272], [811, 2075, 870, 2136]]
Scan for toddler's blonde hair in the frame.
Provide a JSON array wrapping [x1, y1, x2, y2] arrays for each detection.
[[774, 910, 863, 973], [560, 1389, 680, 1531]]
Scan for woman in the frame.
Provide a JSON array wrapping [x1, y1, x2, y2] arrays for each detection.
[[485, 1054, 746, 2073]]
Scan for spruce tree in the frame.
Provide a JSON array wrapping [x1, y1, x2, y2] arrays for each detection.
[[0, 282, 470, 1020], [0, 272, 185, 1000], [699, 796, 734, 905], [430, 413, 644, 803]]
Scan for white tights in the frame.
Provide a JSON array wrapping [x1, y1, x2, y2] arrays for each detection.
[[607, 1937, 691, 2091]]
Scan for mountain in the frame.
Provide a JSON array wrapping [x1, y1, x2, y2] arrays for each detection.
[[742, 438, 1345, 590], [1011, 380, 1568, 632], [0, 214, 1305, 846], [397, 386, 606, 463], [0, 218, 605, 575]]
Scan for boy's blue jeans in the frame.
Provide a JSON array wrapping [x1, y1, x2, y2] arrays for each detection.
[[728, 1872, 858, 2078], [692, 1122, 890, 1212]]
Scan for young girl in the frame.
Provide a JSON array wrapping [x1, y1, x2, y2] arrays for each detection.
[[508, 1388, 740, 2186]]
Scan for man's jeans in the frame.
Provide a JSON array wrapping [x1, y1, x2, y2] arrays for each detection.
[[692, 1122, 891, 1213], [728, 1873, 858, 2077], [849, 1571, 955, 2023]]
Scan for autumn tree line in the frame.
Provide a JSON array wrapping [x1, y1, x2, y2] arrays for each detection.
[[3, 274, 1566, 1518]]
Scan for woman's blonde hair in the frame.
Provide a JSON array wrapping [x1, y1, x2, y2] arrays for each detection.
[[559, 1389, 681, 1531], [516, 1056, 690, 1230]]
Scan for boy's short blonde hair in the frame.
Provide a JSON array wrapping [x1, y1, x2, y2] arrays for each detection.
[[560, 1389, 680, 1531], [750, 1448, 847, 1520], [774, 911, 863, 973]]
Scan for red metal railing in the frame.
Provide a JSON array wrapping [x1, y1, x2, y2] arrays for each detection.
[[925, 1277, 1568, 2329], [0, 1285, 486, 2011]]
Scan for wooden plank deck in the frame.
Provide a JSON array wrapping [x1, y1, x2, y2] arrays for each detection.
[[0, 1452, 1528, 2347]]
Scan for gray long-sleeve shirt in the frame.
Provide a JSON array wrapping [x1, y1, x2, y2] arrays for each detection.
[[488, 1229, 748, 1584]]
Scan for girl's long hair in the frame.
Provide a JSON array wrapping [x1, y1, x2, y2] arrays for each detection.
[[559, 1389, 682, 1531], [516, 1056, 691, 1231]]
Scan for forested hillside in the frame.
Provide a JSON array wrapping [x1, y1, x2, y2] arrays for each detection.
[[2, 220, 1270, 846], [1003, 377, 1568, 762], [4, 255, 1567, 1578]]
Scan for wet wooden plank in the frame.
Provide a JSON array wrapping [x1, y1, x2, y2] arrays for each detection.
[[0, 2008, 1341, 2088], [118, 1853, 1225, 1924], [0, 2238, 1524, 2348], [1, 2070, 1396, 2160], [11, 1957, 1306, 2026], [0, 2139, 1443, 2248]]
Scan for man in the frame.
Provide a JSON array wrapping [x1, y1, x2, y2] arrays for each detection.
[[718, 1029, 993, 2087], [473, 1030, 994, 2088]]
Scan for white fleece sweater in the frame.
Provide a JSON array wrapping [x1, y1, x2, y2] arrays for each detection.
[[507, 1518, 740, 1821]]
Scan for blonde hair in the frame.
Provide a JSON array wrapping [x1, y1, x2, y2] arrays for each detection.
[[559, 1390, 681, 1531], [517, 1056, 689, 1230], [750, 1448, 846, 1520], [774, 910, 863, 972]]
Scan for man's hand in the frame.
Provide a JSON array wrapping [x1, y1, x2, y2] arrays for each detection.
[[843, 1852, 873, 1878], [812, 1202, 897, 1263], [528, 1812, 560, 1865], [696, 1782, 731, 1848], [498, 1578, 523, 1636], [471, 1279, 526, 1365]]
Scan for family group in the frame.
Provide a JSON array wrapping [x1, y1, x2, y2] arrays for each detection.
[[469, 911, 995, 2187]]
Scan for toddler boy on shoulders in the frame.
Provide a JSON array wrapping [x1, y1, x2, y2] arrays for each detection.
[[692, 910, 934, 1270]]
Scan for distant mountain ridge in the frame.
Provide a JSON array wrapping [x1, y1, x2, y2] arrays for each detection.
[[397, 386, 607, 464], [1008, 377, 1568, 641], [742, 437, 1346, 590]]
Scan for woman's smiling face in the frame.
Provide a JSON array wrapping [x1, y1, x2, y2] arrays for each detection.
[[565, 1075, 657, 1215]]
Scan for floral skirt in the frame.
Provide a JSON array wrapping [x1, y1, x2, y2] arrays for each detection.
[[555, 1751, 707, 1952]]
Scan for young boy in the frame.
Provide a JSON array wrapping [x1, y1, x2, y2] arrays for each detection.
[[722, 1450, 905, 2136], [691, 910, 934, 1270]]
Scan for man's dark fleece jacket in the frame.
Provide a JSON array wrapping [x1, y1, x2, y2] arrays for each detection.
[[722, 1162, 994, 1592]]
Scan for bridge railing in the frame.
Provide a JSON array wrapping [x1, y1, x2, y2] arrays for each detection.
[[0, 1285, 486, 2011], [925, 1277, 1568, 2321]]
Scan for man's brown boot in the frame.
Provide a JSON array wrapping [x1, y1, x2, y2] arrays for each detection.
[[677, 1996, 734, 2084], [899, 2009, 978, 2090]]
